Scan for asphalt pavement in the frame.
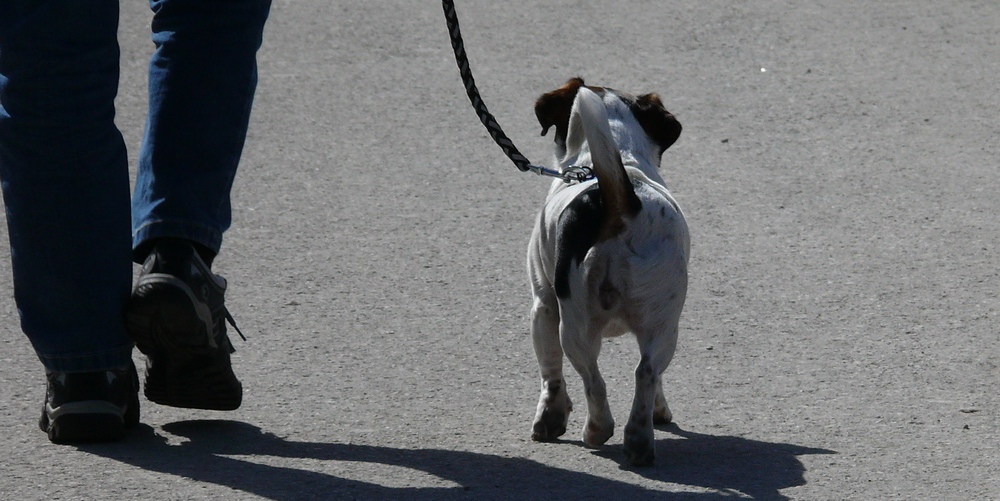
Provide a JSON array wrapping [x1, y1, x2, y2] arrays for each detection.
[[2, 1, 999, 499]]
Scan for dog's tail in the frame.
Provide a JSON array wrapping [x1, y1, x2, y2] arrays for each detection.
[[569, 87, 642, 239]]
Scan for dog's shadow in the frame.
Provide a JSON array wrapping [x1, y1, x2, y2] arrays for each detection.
[[595, 422, 836, 499], [80, 420, 834, 500]]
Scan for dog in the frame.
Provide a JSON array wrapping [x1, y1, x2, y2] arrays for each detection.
[[527, 78, 688, 466]]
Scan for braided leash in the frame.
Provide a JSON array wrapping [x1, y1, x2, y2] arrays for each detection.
[[442, 0, 594, 183]]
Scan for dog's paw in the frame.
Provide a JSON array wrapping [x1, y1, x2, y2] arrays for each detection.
[[532, 408, 569, 441], [583, 418, 615, 447], [623, 422, 655, 466], [653, 404, 672, 425], [532, 381, 571, 441], [623, 439, 656, 467], [623, 421, 655, 466]]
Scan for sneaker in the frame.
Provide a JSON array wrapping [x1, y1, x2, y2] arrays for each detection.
[[39, 362, 140, 443], [126, 240, 245, 410]]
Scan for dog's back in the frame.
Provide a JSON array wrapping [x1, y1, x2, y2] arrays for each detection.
[[552, 88, 688, 331]]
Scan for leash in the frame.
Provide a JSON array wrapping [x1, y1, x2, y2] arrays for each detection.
[[442, 0, 594, 184]]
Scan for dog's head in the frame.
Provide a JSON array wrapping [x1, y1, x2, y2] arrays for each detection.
[[534, 77, 682, 162]]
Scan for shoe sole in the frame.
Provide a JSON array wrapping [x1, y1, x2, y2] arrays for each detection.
[[43, 411, 127, 443], [127, 274, 242, 411], [41, 398, 139, 443]]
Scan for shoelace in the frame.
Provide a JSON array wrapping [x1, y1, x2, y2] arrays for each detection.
[[223, 309, 247, 341]]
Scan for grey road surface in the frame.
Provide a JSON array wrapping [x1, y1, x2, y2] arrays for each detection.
[[2, 1, 999, 499]]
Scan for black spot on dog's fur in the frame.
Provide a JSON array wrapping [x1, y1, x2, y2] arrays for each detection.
[[544, 380, 562, 403], [598, 277, 618, 310], [554, 185, 604, 299]]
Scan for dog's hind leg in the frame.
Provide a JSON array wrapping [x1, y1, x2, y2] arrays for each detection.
[[624, 321, 679, 466], [531, 294, 572, 442], [654, 381, 672, 425], [560, 311, 615, 447]]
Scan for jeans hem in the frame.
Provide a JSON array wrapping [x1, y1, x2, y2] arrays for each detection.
[[36, 343, 135, 373], [132, 219, 224, 263]]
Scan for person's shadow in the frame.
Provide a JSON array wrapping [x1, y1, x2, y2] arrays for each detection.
[[80, 420, 834, 500]]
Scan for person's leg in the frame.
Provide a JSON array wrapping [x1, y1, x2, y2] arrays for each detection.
[[0, 0, 138, 442], [0, 1, 133, 372], [132, 0, 272, 259], [127, 0, 271, 411]]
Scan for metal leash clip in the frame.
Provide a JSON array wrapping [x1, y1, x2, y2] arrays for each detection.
[[560, 165, 595, 183], [526, 164, 595, 183]]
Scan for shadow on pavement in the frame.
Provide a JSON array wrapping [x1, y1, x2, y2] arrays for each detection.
[[80, 420, 834, 500], [596, 423, 836, 500]]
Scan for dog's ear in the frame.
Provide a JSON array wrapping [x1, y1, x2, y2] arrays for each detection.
[[632, 93, 682, 154], [535, 77, 586, 143]]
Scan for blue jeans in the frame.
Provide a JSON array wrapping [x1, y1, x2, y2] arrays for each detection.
[[0, 0, 271, 372]]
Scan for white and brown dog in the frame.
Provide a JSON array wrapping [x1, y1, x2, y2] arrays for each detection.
[[527, 78, 688, 466]]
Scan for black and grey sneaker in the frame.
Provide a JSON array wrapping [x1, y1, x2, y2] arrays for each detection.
[[39, 362, 140, 443], [126, 240, 245, 411]]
